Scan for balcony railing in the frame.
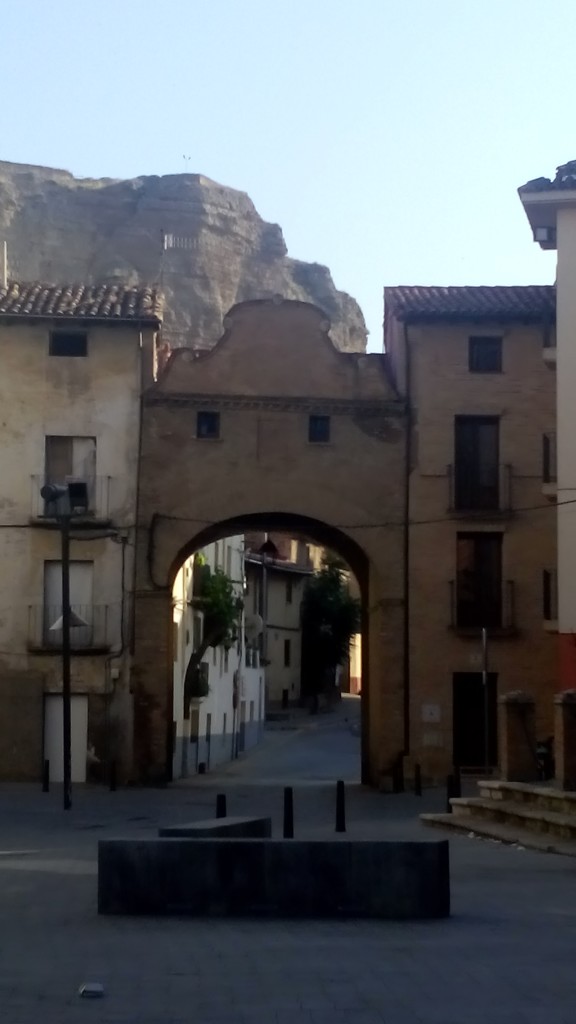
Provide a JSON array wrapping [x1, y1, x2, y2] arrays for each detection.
[[28, 603, 112, 652], [449, 580, 516, 634], [30, 476, 113, 523], [448, 463, 512, 514]]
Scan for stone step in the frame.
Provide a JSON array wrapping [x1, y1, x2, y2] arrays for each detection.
[[448, 796, 576, 842], [420, 812, 576, 857], [477, 779, 576, 815]]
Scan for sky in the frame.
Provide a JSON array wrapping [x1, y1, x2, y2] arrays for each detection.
[[1, 0, 571, 350]]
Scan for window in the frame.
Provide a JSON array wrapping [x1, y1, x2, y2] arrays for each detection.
[[43, 560, 94, 647], [284, 638, 291, 667], [193, 615, 203, 649], [196, 411, 220, 439], [543, 433, 557, 483], [44, 436, 96, 513], [224, 648, 229, 673], [222, 713, 227, 739], [543, 570, 558, 621], [469, 336, 502, 373], [250, 700, 255, 722], [454, 416, 499, 510], [286, 579, 293, 605], [308, 415, 330, 443], [49, 330, 88, 357], [226, 545, 232, 578], [456, 533, 502, 628]]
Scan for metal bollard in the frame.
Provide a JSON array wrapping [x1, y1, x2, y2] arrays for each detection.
[[42, 759, 49, 793], [216, 793, 227, 819], [446, 774, 455, 813], [335, 779, 346, 833], [283, 786, 294, 838], [414, 763, 422, 797], [109, 761, 117, 792]]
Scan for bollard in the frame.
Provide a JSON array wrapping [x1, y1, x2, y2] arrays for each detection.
[[392, 754, 405, 794], [446, 774, 455, 813], [42, 759, 49, 793], [109, 761, 117, 792], [335, 779, 346, 833], [453, 765, 461, 799], [283, 786, 294, 838], [215, 793, 227, 819], [414, 763, 422, 797]]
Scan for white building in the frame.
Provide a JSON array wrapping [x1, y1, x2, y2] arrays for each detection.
[[172, 535, 265, 777]]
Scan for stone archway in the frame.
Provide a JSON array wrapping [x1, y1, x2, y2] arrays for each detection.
[[131, 299, 407, 787]]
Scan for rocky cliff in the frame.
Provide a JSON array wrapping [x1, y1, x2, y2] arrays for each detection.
[[0, 161, 366, 352]]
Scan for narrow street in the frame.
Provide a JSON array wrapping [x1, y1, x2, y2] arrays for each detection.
[[217, 694, 362, 785]]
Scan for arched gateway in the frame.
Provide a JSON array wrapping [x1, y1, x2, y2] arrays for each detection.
[[132, 299, 407, 787]]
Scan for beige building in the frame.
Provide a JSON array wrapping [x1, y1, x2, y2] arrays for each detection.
[[518, 162, 576, 695], [385, 285, 557, 775], [244, 535, 316, 708], [0, 280, 161, 781]]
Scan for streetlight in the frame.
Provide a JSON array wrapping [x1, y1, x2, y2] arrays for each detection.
[[40, 481, 89, 810]]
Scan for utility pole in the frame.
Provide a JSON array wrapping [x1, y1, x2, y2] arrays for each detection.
[[482, 626, 489, 771], [60, 513, 72, 810], [41, 482, 89, 810]]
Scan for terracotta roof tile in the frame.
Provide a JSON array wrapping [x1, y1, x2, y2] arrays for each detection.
[[0, 281, 163, 323], [384, 285, 555, 324], [519, 160, 576, 195]]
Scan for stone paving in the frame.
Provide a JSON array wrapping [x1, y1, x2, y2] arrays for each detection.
[[0, 715, 575, 1022]]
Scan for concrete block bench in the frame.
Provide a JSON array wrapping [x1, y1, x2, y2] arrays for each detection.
[[158, 816, 272, 839], [98, 838, 450, 919]]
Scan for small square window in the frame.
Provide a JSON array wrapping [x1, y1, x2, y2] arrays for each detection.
[[309, 415, 330, 443], [49, 331, 88, 357], [469, 337, 502, 373], [284, 638, 291, 667], [197, 411, 220, 439]]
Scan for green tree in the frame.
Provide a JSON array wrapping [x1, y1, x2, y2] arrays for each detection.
[[184, 561, 242, 700], [300, 559, 361, 703]]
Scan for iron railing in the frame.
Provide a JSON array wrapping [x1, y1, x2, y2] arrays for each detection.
[[30, 475, 113, 521], [449, 579, 516, 632], [448, 463, 512, 513], [28, 603, 112, 651]]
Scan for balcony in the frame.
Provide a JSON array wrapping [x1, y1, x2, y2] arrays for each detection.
[[28, 604, 113, 653], [30, 476, 113, 526], [542, 432, 557, 501], [449, 580, 517, 637], [447, 463, 512, 517], [542, 334, 557, 368]]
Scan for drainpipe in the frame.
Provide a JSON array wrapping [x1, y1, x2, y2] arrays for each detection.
[[402, 323, 412, 756]]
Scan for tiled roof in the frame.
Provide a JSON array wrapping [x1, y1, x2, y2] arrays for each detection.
[[384, 285, 555, 323], [519, 160, 576, 195], [0, 281, 163, 322]]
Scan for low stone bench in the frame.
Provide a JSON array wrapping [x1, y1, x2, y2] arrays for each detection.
[[158, 816, 272, 839], [98, 838, 450, 919]]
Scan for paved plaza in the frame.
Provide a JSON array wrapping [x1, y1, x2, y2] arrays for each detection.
[[0, 703, 575, 1023]]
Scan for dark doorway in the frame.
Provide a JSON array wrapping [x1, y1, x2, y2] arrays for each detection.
[[453, 672, 498, 768]]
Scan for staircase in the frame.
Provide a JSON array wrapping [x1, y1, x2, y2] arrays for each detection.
[[421, 780, 576, 856]]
